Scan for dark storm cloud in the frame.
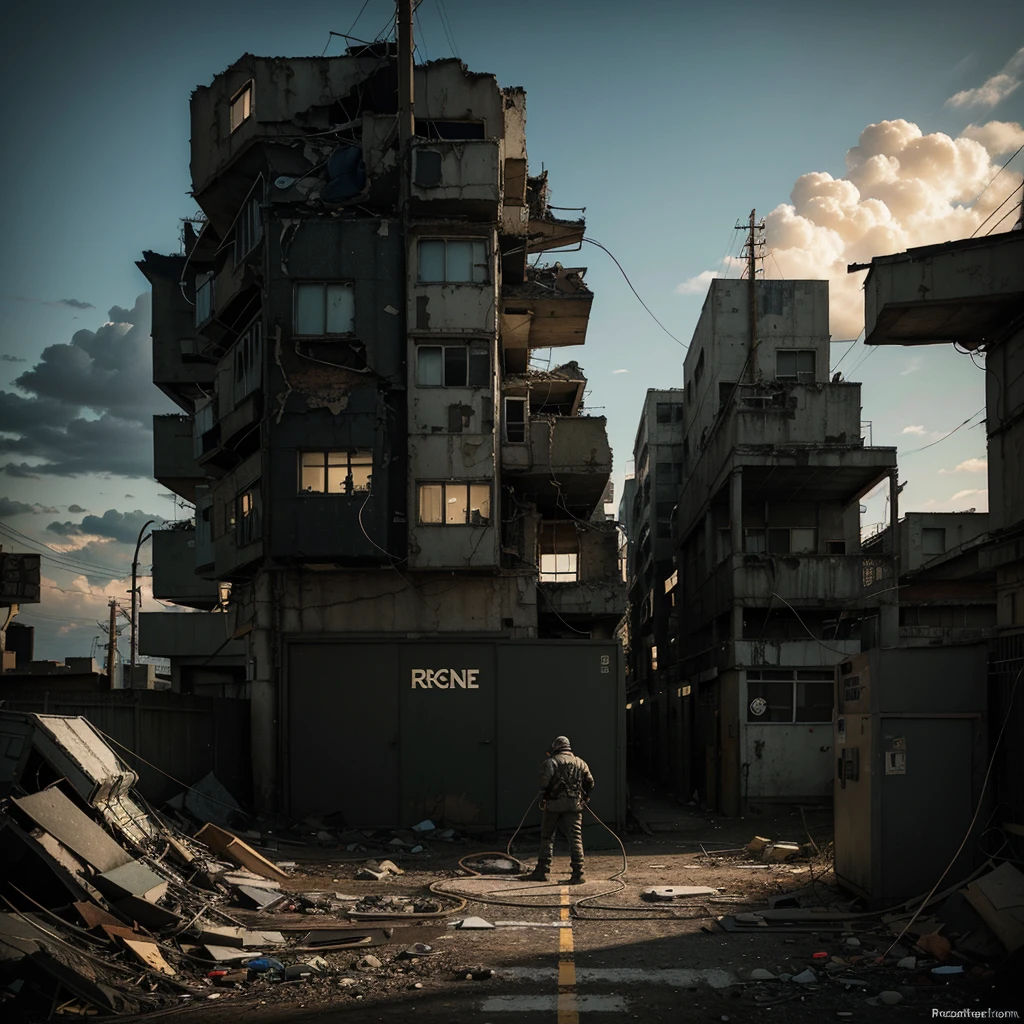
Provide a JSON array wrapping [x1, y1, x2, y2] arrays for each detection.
[[0, 497, 38, 516], [1, 295, 96, 311], [1, 354, 26, 363], [47, 508, 166, 546], [59, 298, 95, 310], [67, 504, 87, 513], [0, 293, 174, 478]]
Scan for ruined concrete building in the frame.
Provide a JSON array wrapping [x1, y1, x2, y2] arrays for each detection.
[[625, 279, 899, 816], [138, 46, 626, 823]]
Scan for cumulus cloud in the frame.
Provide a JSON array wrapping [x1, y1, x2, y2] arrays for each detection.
[[939, 457, 988, 474], [947, 47, 1024, 110], [902, 425, 928, 435], [675, 270, 722, 295], [67, 504, 87, 513], [0, 294, 174, 477], [950, 488, 988, 504], [961, 120, 1024, 155], [755, 119, 1024, 337]]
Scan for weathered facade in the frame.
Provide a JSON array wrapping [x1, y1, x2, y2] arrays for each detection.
[[654, 279, 898, 816], [621, 390, 685, 779], [139, 47, 625, 820], [856, 228, 1024, 823]]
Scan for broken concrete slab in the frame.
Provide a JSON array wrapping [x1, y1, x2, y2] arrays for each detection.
[[11, 788, 133, 874], [235, 886, 287, 910], [763, 843, 801, 863], [242, 930, 285, 947], [94, 861, 169, 903], [456, 917, 495, 930], [195, 823, 289, 882], [204, 945, 255, 963], [122, 937, 176, 977], [746, 836, 771, 855]]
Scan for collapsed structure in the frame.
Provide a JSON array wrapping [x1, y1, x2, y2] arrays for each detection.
[[138, 44, 625, 824]]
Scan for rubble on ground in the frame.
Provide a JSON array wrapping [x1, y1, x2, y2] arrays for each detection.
[[0, 712, 466, 1019]]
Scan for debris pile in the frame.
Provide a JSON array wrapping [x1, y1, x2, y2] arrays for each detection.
[[0, 712, 463, 1019]]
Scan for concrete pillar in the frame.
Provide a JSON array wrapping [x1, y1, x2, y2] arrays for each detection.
[[729, 468, 743, 557], [250, 572, 280, 810]]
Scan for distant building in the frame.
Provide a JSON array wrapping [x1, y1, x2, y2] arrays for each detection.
[[635, 278, 898, 815]]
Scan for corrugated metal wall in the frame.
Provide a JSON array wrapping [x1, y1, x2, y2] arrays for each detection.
[[0, 690, 251, 806], [285, 639, 624, 829]]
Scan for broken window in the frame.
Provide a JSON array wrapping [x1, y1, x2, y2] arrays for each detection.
[[539, 522, 580, 581], [414, 149, 444, 187], [922, 527, 946, 556], [299, 450, 372, 495], [504, 397, 527, 443], [417, 239, 488, 284], [747, 669, 833, 723], [233, 320, 262, 401], [417, 482, 491, 525], [195, 272, 214, 327], [229, 81, 253, 133], [776, 349, 816, 382], [656, 402, 672, 425], [294, 282, 355, 336], [744, 528, 766, 554], [234, 196, 263, 265], [416, 344, 489, 387], [540, 551, 579, 582]]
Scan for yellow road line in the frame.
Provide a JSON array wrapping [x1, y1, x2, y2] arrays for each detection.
[[557, 886, 579, 1024]]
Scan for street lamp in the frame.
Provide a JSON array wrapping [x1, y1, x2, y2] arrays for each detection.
[[129, 520, 155, 687]]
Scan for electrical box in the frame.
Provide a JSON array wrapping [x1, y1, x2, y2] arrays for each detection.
[[833, 644, 987, 906]]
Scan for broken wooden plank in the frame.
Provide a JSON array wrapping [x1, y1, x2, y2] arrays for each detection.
[[194, 824, 289, 882]]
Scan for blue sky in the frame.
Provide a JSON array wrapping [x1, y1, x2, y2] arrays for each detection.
[[1, 0, 1022, 657]]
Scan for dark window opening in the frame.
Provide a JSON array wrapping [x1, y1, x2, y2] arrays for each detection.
[[415, 119, 486, 140], [414, 149, 443, 187], [504, 397, 527, 443], [776, 349, 816, 382], [826, 540, 846, 555]]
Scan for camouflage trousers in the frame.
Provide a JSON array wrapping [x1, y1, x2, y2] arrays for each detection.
[[537, 808, 584, 873]]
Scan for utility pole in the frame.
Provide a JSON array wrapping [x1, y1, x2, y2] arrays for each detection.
[[106, 598, 118, 686], [129, 519, 154, 689], [736, 209, 765, 382], [397, 0, 415, 208]]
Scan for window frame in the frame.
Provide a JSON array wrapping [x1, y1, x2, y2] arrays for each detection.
[[417, 481, 491, 526], [921, 527, 946, 556], [195, 272, 215, 327], [503, 396, 528, 443], [747, 668, 834, 724], [776, 349, 817, 383], [415, 342, 490, 387], [416, 237, 490, 284], [293, 281, 356, 338], [234, 196, 263, 266], [229, 81, 253, 134], [298, 449, 373, 496], [232, 318, 262, 403], [235, 488, 258, 547]]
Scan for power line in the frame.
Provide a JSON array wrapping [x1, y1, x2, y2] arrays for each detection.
[[972, 180, 1024, 238], [970, 140, 1024, 209], [985, 199, 1023, 236], [582, 237, 687, 348], [901, 406, 986, 456], [830, 329, 864, 375], [434, 0, 460, 59], [0, 522, 132, 577]]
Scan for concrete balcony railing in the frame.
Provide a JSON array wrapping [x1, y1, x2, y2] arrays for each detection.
[[410, 139, 501, 220], [138, 611, 245, 661], [151, 529, 221, 609], [153, 414, 205, 502], [691, 553, 896, 621], [726, 382, 864, 448], [538, 578, 626, 621]]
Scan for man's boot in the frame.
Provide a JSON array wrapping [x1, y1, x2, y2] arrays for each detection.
[[569, 868, 586, 885], [525, 865, 549, 882]]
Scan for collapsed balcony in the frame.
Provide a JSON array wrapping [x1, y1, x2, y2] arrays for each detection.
[[501, 265, 593, 370]]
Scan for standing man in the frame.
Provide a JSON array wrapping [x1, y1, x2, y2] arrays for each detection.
[[526, 735, 595, 884]]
